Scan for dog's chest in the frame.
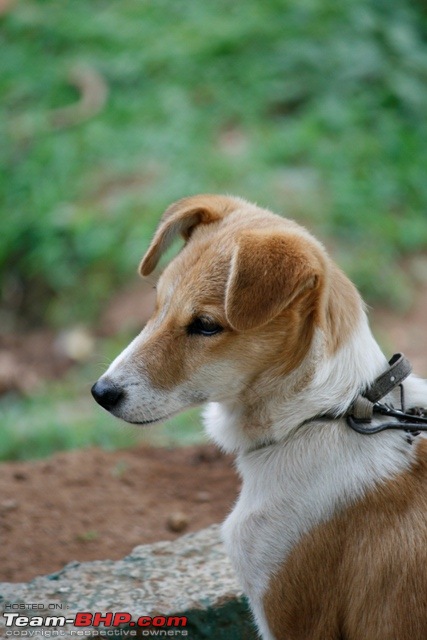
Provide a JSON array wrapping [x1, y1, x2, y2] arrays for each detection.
[[222, 493, 281, 598], [220, 447, 343, 639], [221, 453, 352, 640]]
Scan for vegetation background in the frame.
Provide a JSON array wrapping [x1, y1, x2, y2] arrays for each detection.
[[1, 0, 427, 460]]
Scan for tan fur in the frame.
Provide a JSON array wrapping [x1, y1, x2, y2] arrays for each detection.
[[225, 229, 322, 331], [264, 438, 427, 640], [138, 238, 320, 399], [136, 196, 330, 398]]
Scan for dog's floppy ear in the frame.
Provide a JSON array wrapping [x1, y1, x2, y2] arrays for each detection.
[[139, 195, 237, 276], [225, 230, 321, 331]]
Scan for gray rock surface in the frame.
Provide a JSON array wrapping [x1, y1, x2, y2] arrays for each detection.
[[0, 525, 258, 639]]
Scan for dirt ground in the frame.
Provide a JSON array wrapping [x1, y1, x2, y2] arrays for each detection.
[[1, 280, 426, 585], [0, 444, 239, 583]]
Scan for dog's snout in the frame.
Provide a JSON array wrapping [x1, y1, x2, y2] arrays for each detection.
[[91, 379, 125, 411]]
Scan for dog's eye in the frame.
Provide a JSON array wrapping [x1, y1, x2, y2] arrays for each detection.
[[187, 317, 223, 336]]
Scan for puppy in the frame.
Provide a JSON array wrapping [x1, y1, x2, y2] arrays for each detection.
[[92, 195, 427, 640]]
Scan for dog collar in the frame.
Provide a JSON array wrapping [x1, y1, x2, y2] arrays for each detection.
[[249, 353, 427, 454], [344, 353, 427, 436]]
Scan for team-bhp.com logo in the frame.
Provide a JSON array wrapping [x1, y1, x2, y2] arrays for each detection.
[[3, 612, 189, 636]]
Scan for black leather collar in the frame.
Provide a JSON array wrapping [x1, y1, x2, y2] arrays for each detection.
[[248, 353, 427, 454]]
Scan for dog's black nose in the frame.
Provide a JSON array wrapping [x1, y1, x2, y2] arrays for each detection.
[[91, 379, 124, 411]]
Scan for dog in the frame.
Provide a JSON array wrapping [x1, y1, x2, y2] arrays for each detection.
[[92, 195, 427, 639]]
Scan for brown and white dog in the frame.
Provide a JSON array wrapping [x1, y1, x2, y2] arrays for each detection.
[[92, 195, 427, 640]]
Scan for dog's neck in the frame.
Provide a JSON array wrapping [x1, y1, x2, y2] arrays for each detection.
[[204, 311, 394, 454]]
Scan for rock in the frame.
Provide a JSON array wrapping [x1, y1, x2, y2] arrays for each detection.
[[167, 511, 189, 533], [0, 499, 18, 513], [12, 471, 27, 481], [0, 525, 257, 639]]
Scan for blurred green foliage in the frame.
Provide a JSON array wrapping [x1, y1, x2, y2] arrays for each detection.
[[2, 0, 427, 328], [2, 0, 427, 460]]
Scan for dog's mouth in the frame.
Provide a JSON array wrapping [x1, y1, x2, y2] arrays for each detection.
[[127, 414, 172, 426]]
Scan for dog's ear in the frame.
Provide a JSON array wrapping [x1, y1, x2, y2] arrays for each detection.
[[139, 195, 237, 276], [225, 230, 321, 331]]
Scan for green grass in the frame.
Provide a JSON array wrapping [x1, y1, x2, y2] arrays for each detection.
[[2, 0, 427, 460], [2, 0, 427, 327]]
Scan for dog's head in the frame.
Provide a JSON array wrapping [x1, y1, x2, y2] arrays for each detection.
[[92, 195, 331, 426]]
